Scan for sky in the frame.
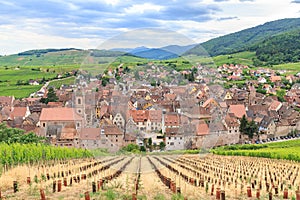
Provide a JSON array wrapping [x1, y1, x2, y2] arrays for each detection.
[[0, 0, 299, 55]]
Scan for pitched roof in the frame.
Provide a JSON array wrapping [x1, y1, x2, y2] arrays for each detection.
[[196, 120, 209, 136], [60, 127, 77, 139], [10, 107, 27, 118], [269, 100, 282, 111], [40, 107, 83, 121], [79, 128, 101, 140], [102, 125, 123, 135], [129, 110, 148, 122], [229, 104, 246, 118], [165, 113, 180, 126], [0, 96, 14, 106], [148, 110, 162, 122]]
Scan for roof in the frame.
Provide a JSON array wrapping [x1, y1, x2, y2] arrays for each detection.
[[229, 104, 246, 118], [79, 128, 101, 140], [269, 100, 282, 111], [129, 110, 148, 122], [102, 125, 123, 135], [148, 110, 162, 122], [224, 115, 240, 128], [0, 96, 14, 106], [165, 113, 180, 126], [196, 121, 209, 136], [60, 128, 77, 139], [40, 107, 83, 121], [270, 76, 281, 82], [10, 107, 28, 119]]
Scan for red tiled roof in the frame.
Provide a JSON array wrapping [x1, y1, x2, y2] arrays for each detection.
[[102, 125, 123, 135], [79, 128, 101, 140], [129, 110, 148, 122], [269, 100, 282, 111], [60, 128, 77, 139], [148, 110, 162, 122], [10, 107, 27, 119], [165, 113, 180, 126], [0, 96, 14, 106], [196, 120, 209, 136], [40, 108, 83, 121], [229, 104, 246, 118]]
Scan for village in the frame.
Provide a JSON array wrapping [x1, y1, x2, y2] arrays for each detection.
[[1, 62, 300, 153]]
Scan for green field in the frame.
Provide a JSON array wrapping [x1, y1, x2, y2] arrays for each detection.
[[211, 139, 300, 161], [48, 77, 76, 89]]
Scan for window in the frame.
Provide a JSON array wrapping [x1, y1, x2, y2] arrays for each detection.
[[77, 98, 81, 105], [42, 123, 46, 127], [116, 139, 118, 142]]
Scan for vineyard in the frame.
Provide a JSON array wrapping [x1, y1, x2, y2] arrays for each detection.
[[211, 139, 300, 161], [0, 154, 299, 200]]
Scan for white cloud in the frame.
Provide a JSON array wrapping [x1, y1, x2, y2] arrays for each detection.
[[0, 0, 299, 55], [124, 3, 164, 14]]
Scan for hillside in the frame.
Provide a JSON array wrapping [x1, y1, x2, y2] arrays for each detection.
[[132, 48, 179, 60], [186, 18, 300, 56], [0, 48, 135, 67], [252, 30, 300, 65]]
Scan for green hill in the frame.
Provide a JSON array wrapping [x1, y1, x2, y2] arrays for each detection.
[[252, 30, 300, 65], [186, 18, 300, 56]]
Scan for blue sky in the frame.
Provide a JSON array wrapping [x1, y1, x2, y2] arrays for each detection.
[[0, 0, 299, 55]]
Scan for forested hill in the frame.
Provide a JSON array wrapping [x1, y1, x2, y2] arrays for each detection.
[[186, 18, 300, 56], [251, 31, 300, 66]]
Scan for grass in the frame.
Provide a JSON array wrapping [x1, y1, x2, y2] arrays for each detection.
[[211, 139, 300, 161], [272, 62, 300, 74], [48, 77, 75, 89], [0, 84, 41, 98], [212, 51, 256, 66]]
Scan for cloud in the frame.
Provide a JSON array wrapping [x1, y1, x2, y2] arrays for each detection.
[[217, 16, 239, 21], [0, 0, 299, 54], [214, 0, 230, 2]]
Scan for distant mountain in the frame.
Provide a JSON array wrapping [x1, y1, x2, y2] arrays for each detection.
[[186, 18, 300, 56], [161, 44, 196, 56], [111, 44, 196, 60], [110, 46, 150, 54], [132, 49, 178, 60], [18, 48, 82, 56]]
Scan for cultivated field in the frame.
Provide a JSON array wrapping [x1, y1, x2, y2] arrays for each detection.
[[1, 154, 299, 200]]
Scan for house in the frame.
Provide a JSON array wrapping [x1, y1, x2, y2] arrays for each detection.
[[79, 128, 102, 149], [259, 116, 276, 138], [228, 104, 246, 119], [146, 110, 162, 132], [224, 115, 240, 135], [129, 110, 148, 131], [0, 96, 15, 107], [113, 113, 126, 129], [268, 100, 282, 112], [101, 125, 124, 152], [39, 107, 84, 137], [196, 120, 209, 136], [270, 76, 281, 83], [162, 113, 180, 133], [165, 128, 185, 151], [29, 80, 39, 85], [9, 106, 31, 120], [56, 127, 79, 148], [124, 133, 137, 146], [258, 77, 267, 84]]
